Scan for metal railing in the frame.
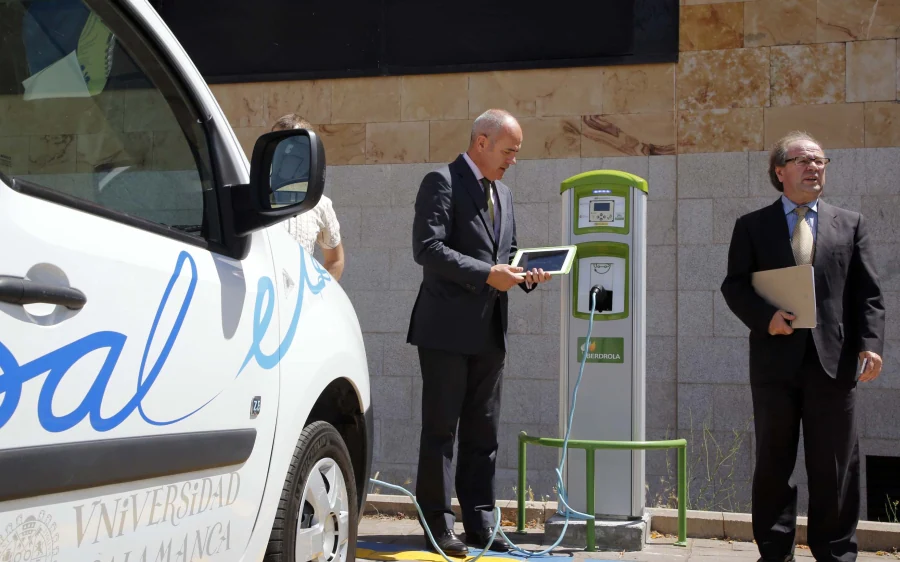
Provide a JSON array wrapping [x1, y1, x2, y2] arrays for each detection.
[[516, 431, 688, 551]]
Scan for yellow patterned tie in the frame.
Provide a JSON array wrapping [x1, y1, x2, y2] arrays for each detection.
[[480, 178, 495, 226], [791, 206, 814, 265]]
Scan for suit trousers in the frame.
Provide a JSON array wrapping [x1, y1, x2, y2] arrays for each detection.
[[751, 333, 860, 562], [415, 303, 506, 534]]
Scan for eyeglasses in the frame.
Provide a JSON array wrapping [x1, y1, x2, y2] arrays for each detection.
[[784, 156, 831, 168]]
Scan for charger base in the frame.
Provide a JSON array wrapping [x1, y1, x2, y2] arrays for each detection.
[[543, 512, 649, 551]]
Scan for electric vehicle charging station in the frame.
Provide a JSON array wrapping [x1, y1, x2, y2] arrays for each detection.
[[559, 170, 648, 521], [368, 171, 650, 559]]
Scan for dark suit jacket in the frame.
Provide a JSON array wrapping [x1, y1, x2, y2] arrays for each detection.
[[407, 154, 532, 355], [721, 198, 885, 384]]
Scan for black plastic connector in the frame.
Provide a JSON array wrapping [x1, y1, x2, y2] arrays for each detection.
[[588, 285, 613, 312]]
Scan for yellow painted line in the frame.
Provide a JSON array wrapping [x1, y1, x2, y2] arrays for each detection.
[[357, 547, 524, 561]]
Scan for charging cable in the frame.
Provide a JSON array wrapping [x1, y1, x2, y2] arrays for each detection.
[[368, 287, 602, 560], [367, 478, 502, 562]]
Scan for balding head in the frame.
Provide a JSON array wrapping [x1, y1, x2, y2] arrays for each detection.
[[466, 109, 522, 181], [469, 109, 520, 148]]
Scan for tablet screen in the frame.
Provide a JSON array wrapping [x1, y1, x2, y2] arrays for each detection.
[[518, 249, 571, 272]]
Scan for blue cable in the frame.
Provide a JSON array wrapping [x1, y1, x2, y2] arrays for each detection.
[[368, 290, 600, 560], [368, 478, 501, 562]]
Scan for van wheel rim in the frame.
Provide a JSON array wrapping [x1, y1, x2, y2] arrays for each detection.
[[295, 458, 350, 562]]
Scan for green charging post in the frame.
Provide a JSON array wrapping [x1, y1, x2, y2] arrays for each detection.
[[550, 170, 652, 549]]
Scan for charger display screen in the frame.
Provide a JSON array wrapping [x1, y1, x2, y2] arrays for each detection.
[[578, 194, 625, 230]]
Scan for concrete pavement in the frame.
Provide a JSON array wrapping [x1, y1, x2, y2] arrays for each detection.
[[357, 515, 900, 561]]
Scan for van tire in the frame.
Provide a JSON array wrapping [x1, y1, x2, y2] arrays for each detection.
[[265, 421, 359, 562]]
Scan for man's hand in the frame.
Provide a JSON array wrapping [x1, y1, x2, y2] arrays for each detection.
[[487, 264, 524, 292], [858, 351, 883, 382], [768, 310, 795, 335], [524, 268, 551, 285]]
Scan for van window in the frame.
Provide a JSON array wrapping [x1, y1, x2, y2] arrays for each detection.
[[0, 0, 214, 236]]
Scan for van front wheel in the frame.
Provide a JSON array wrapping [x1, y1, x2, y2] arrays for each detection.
[[266, 421, 359, 562]]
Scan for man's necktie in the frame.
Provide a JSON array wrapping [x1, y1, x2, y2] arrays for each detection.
[[480, 178, 495, 226], [791, 206, 814, 265]]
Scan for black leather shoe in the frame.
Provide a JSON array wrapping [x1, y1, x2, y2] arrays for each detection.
[[425, 530, 468, 557], [757, 557, 795, 562], [466, 527, 511, 552]]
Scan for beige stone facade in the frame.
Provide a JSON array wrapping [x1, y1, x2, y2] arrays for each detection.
[[217, 1, 900, 161], [207, 0, 900, 518]]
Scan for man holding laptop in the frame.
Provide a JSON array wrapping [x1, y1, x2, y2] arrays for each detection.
[[407, 109, 552, 556], [721, 132, 885, 562]]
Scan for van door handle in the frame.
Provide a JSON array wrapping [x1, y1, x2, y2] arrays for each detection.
[[0, 276, 87, 310]]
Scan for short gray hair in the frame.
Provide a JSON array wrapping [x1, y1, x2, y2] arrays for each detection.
[[470, 109, 517, 145], [768, 131, 821, 192], [272, 113, 312, 132]]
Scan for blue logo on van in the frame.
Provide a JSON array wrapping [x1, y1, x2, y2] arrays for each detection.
[[0, 246, 329, 433]]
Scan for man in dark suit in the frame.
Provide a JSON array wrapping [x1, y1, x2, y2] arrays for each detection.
[[407, 109, 551, 556], [721, 132, 885, 562]]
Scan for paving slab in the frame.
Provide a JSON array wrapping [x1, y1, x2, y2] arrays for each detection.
[[357, 516, 900, 561]]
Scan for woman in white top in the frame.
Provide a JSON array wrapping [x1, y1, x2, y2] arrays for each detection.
[[272, 114, 345, 281]]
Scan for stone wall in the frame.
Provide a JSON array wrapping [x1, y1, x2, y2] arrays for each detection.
[[0, 90, 196, 176], [212, 0, 900, 519]]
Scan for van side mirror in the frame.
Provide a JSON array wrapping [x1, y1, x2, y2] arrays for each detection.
[[231, 128, 325, 237]]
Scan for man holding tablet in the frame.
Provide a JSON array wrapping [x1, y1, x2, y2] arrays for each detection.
[[407, 109, 551, 556]]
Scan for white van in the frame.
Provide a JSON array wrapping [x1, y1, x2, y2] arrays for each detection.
[[0, 1, 372, 561]]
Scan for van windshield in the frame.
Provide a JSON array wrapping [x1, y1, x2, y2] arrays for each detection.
[[0, 0, 213, 235]]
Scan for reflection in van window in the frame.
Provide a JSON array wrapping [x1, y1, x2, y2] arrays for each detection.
[[0, 0, 211, 235]]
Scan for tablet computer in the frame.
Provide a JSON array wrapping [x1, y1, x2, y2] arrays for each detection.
[[510, 245, 577, 275]]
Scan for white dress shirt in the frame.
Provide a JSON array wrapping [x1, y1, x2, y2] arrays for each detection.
[[462, 152, 499, 217], [282, 194, 341, 256]]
